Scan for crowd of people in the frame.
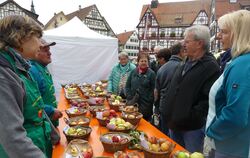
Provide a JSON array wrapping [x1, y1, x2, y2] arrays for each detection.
[[108, 10, 250, 158], [0, 9, 249, 158]]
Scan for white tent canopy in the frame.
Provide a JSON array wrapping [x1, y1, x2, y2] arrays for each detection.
[[44, 17, 118, 99]]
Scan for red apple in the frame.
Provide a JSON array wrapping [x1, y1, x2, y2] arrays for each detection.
[[110, 109, 116, 115], [148, 136, 157, 144], [82, 151, 92, 158], [112, 136, 120, 143]]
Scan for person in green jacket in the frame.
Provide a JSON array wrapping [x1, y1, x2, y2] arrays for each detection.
[[29, 39, 62, 127], [0, 15, 52, 158], [107, 52, 136, 98]]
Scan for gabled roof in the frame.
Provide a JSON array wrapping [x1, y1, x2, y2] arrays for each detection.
[[66, 5, 95, 21], [215, 0, 250, 20], [139, 0, 211, 27], [117, 30, 134, 45], [0, 0, 43, 26], [44, 11, 67, 29]]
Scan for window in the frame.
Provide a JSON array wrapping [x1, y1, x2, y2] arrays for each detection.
[[230, 0, 237, 3], [244, 6, 250, 10], [193, 11, 208, 25], [175, 16, 182, 24], [92, 9, 98, 19]]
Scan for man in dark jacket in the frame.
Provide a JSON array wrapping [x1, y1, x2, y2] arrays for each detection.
[[156, 42, 186, 136], [161, 25, 220, 152]]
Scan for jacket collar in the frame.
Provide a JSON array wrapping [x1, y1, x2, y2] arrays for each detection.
[[0, 47, 30, 73]]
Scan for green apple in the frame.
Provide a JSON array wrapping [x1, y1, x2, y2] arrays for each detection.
[[177, 152, 188, 158], [190, 152, 204, 158]]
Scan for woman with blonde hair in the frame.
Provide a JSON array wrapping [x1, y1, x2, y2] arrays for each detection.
[[205, 10, 250, 158], [0, 15, 52, 158]]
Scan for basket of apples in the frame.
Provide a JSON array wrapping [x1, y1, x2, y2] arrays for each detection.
[[106, 118, 135, 133], [70, 99, 88, 108], [66, 107, 88, 118], [100, 132, 131, 153], [121, 112, 143, 126], [109, 95, 126, 112], [121, 105, 139, 114], [140, 136, 175, 158], [64, 116, 90, 127], [64, 139, 93, 158], [96, 109, 118, 126], [63, 126, 92, 142], [87, 97, 104, 106], [89, 106, 106, 117]]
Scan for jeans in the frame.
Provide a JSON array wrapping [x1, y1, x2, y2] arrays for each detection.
[[160, 114, 169, 136], [207, 149, 242, 158], [169, 127, 205, 152]]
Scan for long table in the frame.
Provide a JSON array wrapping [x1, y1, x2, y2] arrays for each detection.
[[52, 89, 185, 157]]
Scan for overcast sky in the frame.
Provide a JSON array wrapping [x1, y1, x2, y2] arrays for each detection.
[[4, 0, 191, 34]]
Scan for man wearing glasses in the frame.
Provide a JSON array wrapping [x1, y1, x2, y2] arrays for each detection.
[[160, 25, 220, 152]]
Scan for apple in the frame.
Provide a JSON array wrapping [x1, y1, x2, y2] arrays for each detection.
[[177, 151, 189, 158], [82, 151, 92, 158], [128, 115, 135, 119], [151, 143, 160, 152], [112, 135, 120, 143], [158, 138, 167, 145], [148, 136, 157, 144], [160, 141, 171, 151], [110, 109, 116, 115], [70, 146, 78, 156], [102, 111, 110, 117], [190, 152, 204, 158]]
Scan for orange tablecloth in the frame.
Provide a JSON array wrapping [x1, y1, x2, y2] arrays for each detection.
[[52, 89, 185, 158]]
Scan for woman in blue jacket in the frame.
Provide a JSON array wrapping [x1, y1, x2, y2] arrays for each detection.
[[107, 52, 136, 97], [205, 10, 250, 158]]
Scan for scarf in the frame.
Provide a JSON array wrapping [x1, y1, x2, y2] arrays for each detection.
[[137, 66, 148, 74], [119, 63, 130, 75]]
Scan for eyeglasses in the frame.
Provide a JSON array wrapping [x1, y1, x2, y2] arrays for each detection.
[[184, 39, 197, 44]]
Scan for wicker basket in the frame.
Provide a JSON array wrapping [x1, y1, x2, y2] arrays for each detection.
[[109, 103, 124, 112], [121, 105, 139, 114], [65, 107, 87, 118], [122, 112, 143, 126], [142, 142, 175, 158], [100, 80, 108, 83], [63, 126, 92, 142], [64, 116, 90, 127], [100, 132, 131, 153], [89, 106, 105, 117], [106, 124, 136, 133]]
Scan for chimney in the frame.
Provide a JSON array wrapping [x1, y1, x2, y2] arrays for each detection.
[[54, 13, 57, 16], [79, 5, 81, 10], [151, 0, 159, 8]]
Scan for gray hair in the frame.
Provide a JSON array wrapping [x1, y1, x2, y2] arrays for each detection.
[[118, 51, 129, 59], [184, 25, 210, 52], [154, 45, 164, 52]]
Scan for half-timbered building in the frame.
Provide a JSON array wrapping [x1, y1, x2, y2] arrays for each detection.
[[209, 0, 250, 53], [0, 0, 43, 26], [117, 30, 139, 59], [137, 0, 211, 53], [44, 5, 116, 37]]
